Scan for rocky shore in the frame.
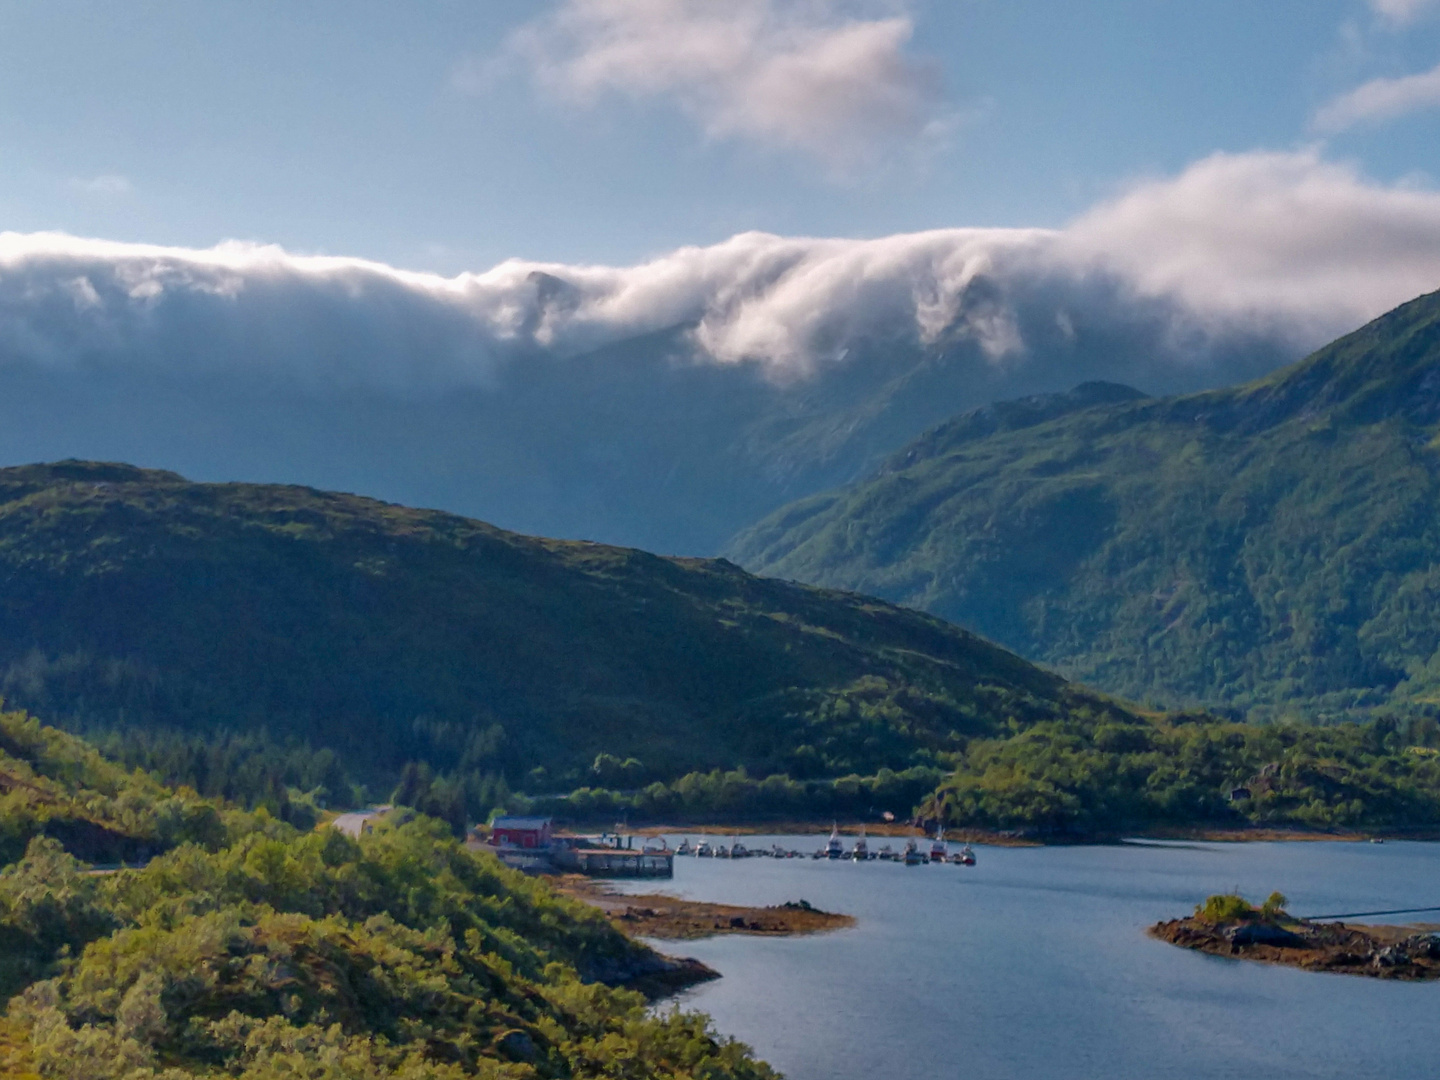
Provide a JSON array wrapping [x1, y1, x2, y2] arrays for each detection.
[[550, 875, 852, 998], [553, 875, 855, 940], [1151, 916, 1440, 980]]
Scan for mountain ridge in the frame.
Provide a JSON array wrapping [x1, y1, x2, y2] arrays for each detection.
[[728, 288, 1440, 722], [0, 459, 1126, 811]]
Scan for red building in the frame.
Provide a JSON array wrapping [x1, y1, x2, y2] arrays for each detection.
[[488, 816, 553, 849]]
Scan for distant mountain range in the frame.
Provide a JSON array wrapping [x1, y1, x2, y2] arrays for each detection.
[[729, 288, 1440, 723], [0, 460, 1129, 795]]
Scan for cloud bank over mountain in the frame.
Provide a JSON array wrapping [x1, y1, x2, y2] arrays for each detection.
[[1, 149, 1438, 552], [5, 150, 1437, 387]]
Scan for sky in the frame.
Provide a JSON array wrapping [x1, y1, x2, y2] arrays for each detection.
[[3, 1, 1440, 550], [2, 0, 1440, 274]]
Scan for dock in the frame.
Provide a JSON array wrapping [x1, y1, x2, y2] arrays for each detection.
[[550, 845, 674, 877]]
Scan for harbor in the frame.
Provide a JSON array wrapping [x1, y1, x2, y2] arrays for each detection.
[[475, 817, 978, 878], [674, 824, 977, 867]]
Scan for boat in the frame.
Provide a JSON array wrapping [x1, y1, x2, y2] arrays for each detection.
[[771, 843, 787, 858], [825, 824, 844, 860], [903, 837, 925, 866], [953, 844, 976, 866], [643, 836, 669, 853], [715, 842, 732, 858], [851, 826, 869, 861], [695, 840, 713, 857], [930, 828, 948, 865], [876, 843, 896, 861], [676, 838, 694, 856], [731, 840, 750, 859]]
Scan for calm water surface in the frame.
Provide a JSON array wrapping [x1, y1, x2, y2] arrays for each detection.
[[608, 836, 1440, 1080]]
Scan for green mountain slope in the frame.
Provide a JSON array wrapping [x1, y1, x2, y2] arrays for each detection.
[[0, 707, 224, 867], [728, 288, 1440, 723], [0, 717, 774, 1080], [0, 460, 1123, 804]]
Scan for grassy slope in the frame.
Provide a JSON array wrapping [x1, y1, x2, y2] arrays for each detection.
[[0, 460, 1122, 791], [729, 288, 1440, 722]]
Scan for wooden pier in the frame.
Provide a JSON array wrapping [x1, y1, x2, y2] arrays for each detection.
[[551, 846, 674, 877]]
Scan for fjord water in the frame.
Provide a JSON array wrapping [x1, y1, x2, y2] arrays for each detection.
[[620, 837, 1440, 1080]]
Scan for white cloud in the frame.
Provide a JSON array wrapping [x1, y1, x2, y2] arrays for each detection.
[[1062, 149, 1440, 337], [1368, 0, 1439, 24], [504, 0, 945, 169], [1, 149, 1439, 391], [69, 174, 133, 196], [1313, 59, 1440, 131]]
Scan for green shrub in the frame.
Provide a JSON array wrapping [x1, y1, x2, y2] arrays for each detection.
[[1196, 893, 1255, 923]]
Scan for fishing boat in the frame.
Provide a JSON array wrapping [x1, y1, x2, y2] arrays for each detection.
[[771, 843, 787, 858], [876, 843, 896, 861], [825, 824, 844, 860], [902, 837, 925, 866], [676, 838, 694, 856], [695, 839, 713, 857], [953, 844, 976, 866], [929, 828, 948, 865], [851, 826, 869, 861], [731, 840, 750, 859]]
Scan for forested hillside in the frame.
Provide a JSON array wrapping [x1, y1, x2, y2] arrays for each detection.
[[730, 288, 1440, 724], [0, 460, 1121, 818], [0, 711, 774, 1080]]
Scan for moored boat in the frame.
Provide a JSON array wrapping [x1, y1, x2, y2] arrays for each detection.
[[696, 839, 713, 857], [903, 837, 925, 866], [825, 824, 844, 860], [930, 828, 948, 865], [851, 826, 869, 861], [676, 838, 694, 856], [953, 844, 976, 866]]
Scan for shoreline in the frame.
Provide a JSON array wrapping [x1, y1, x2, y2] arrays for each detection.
[[550, 874, 855, 940]]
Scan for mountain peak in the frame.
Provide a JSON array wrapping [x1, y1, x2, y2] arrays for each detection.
[[728, 287, 1440, 723]]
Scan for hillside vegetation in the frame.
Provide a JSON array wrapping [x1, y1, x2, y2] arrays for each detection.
[[0, 713, 775, 1080], [730, 288, 1440, 725], [0, 460, 1124, 817], [0, 708, 224, 867]]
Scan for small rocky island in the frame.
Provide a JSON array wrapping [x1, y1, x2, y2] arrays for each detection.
[[1152, 892, 1440, 980], [552, 875, 855, 939]]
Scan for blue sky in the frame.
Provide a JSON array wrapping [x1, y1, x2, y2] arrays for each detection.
[[2, 0, 1439, 273]]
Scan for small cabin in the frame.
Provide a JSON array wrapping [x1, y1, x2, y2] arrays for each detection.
[[489, 816, 553, 850]]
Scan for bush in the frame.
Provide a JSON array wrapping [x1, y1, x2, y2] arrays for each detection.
[[1261, 891, 1288, 917], [1196, 893, 1255, 923]]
